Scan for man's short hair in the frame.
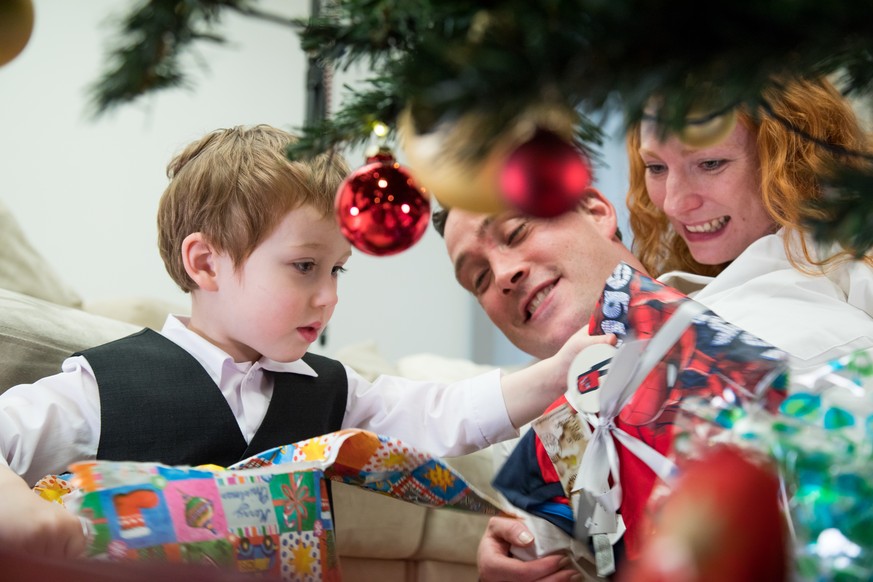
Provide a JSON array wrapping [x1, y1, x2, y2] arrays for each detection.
[[431, 207, 449, 237], [430, 200, 623, 241]]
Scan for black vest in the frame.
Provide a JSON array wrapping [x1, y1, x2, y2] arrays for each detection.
[[78, 329, 348, 467]]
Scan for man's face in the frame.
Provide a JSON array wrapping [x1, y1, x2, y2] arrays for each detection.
[[444, 194, 639, 359]]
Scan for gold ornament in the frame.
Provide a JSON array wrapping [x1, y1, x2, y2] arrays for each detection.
[[398, 103, 577, 214], [678, 107, 738, 148], [0, 0, 35, 67]]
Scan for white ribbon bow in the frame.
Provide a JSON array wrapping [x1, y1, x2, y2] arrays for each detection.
[[570, 300, 709, 532]]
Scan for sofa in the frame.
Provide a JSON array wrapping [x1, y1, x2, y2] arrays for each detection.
[[0, 200, 501, 581]]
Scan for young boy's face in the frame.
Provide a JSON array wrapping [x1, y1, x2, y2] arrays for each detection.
[[204, 204, 352, 363]]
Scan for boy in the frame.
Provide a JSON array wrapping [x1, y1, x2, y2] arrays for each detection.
[[0, 125, 612, 558]]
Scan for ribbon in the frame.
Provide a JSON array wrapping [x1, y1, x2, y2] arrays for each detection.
[[569, 300, 709, 532]]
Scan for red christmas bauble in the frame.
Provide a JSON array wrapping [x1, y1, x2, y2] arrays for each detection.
[[621, 445, 787, 582], [335, 149, 431, 256], [499, 129, 592, 218]]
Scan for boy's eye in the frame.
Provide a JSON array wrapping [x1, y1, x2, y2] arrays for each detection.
[[294, 261, 316, 274]]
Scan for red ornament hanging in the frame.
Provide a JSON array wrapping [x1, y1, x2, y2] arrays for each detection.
[[499, 129, 592, 218], [335, 147, 431, 256]]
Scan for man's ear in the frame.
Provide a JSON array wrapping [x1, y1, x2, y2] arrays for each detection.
[[580, 188, 619, 240], [181, 232, 220, 292]]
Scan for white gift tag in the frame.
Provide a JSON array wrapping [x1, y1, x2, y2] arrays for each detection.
[[565, 343, 618, 414], [573, 489, 618, 536]]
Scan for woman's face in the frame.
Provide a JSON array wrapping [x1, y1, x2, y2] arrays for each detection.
[[638, 120, 777, 266]]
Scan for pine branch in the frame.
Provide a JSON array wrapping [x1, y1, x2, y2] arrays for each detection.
[[285, 76, 403, 160], [89, 0, 291, 115], [90, 0, 873, 144], [806, 168, 873, 257], [89, 0, 873, 252]]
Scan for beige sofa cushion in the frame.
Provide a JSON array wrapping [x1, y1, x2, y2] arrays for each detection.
[[0, 201, 82, 307], [0, 288, 139, 391], [333, 483, 429, 560]]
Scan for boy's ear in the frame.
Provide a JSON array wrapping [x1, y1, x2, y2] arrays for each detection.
[[181, 232, 219, 292], [580, 188, 619, 240]]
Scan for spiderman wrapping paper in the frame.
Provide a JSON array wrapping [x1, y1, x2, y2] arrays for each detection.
[[492, 262, 790, 565]]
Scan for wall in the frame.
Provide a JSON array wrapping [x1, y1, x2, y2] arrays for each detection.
[[0, 0, 630, 367], [0, 0, 475, 364]]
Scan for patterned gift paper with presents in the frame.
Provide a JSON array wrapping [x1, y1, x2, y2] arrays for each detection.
[[493, 262, 790, 562], [59, 429, 505, 580]]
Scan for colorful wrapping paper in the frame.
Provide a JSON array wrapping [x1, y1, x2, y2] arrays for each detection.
[[493, 262, 789, 561], [57, 429, 504, 580]]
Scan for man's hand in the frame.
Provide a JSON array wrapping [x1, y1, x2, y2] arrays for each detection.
[[0, 465, 86, 558], [478, 516, 582, 582]]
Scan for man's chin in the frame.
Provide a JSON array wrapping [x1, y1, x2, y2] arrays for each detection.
[[516, 338, 561, 361]]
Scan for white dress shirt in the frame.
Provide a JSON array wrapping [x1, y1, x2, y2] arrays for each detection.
[[0, 315, 515, 485], [660, 230, 873, 374]]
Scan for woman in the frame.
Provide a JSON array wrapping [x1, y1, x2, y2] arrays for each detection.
[[628, 76, 873, 373]]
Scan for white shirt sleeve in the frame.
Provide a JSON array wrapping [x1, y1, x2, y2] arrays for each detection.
[[341, 366, 518, 457], [0, 355, 100, 486]]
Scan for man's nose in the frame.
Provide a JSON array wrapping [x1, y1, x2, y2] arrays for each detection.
[[494, 261, 527, 294]]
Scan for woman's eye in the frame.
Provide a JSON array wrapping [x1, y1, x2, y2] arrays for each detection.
[[332, 265, 347, 276], [644, 163, 666, 175], [700, 159, 725, 171], [294, 261, 316, 274]]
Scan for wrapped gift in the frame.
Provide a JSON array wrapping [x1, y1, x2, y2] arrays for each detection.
[[58, 429, 504, 581], [493, 262, 789, 570], [670, 349, 873, 581]]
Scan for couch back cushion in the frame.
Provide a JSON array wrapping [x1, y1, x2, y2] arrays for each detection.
[[0, 288, 138, 392], [0, 200, 82, 307]]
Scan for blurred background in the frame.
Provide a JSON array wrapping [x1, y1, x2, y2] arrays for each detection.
[[0, 0, 630, 366]]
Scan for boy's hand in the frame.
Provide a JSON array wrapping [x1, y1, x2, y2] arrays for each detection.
[[501, 328, 616, 428], [550, 327, 617, 392], [0, 465, 86, 558]]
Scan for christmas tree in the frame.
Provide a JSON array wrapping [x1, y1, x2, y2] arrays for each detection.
[[90, 0, 873, 252]]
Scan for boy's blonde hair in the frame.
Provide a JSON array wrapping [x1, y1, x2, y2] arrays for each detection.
[[157, 125, 350, 292]]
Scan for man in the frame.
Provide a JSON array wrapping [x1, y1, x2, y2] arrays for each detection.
[[435, 188, 645, 581]]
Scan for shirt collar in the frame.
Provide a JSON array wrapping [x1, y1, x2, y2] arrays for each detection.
[[159, 315, 318, 383]]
